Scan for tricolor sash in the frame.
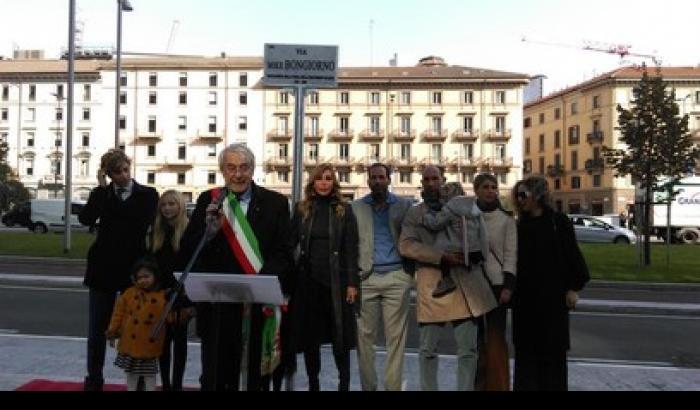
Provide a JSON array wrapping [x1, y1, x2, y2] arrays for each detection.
[[212, 188, 282, 377]]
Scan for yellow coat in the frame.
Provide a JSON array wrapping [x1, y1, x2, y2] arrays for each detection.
[[106, 286, 170, 359]]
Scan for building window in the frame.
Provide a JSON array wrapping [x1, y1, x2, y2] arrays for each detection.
[[56, 107, 63, 121], [523, 159, 532, 174], [239, 73, 248, 87], [119, 75, 127, 87], [571, 176, 581, 189], [209, 72, 218, 87], [308, 143, 319, 160], [208, 116, 217, 133], [277, 116, 289, 134], [495, 91, 506, 104], [147, 172, 155, 184], [463, 116, 473, 133], [554, 107, 561, 119], [400, 171, 412, 184], [27, 107, 36, 122], [498, 172, 507, 184], [593, 95, 600, 109], [339, 143, 350, 160], [593, 174, 602, 187], [309, 117, 320, 136], [177, 173, 186, 185], [149, 92, 157, 105], [431, 144, 442, 162], [309, 91, 319, 105], [568, 125, 580, 145], [1, 108, 8, 121], [148, 116, 157, 133], [554, 179, 561, 190], [463, 91, 474, 104], [400, 116, 411, 135], [525, 138, 530, 155], [0, 132, 5, 143], [538, 157, 545, 175], [55, 132, 62, 147], [1, 85, 8, 101], [370, 116, 381, 134], [28, 85, 36, 101], [239, 116, 247, 131], [119, 116, 126, 130], [571, 151, 578, 170], [208, 144, 217, 157], [208, 92, 217, 106], [338, 171, 350, 183], [149, 72, 157, 87], [370, 92, 381, 105], [25, 158, 34, 176], [539, 113, 545, 124], [208, 172, 217, 185], [369, 144, 380, 161], [81, 132, 90, 147], [495, 144, 506, 160], [279, 92, 289, 105], [178, 144, 186, 160], [432, 91, 442, 105], [524, 117, 531, 128], [80, 159, 89, 177], [495, 116, 506, 133], [554, 153, 561, 167], [51, 159, 61, 176], [174, 116, 185, 131], [179, 72, 187, 87], [82, 108, 90, 121], [55, 84, 64, 99], [277, 171, 289, 183], [401, 144, 411, 160], [431, 116, 442, 134], [463, 143, 474, 159], [119, 92, 127, 105], [539, 134, 545, 152], [401, 91, 411, 105], [554, 130, 561, 149], [339, 117, 350, 134], [571, 102, 578, 115], [83, 84, 91, 101], [339, 92, 349, 105], [179, 92, 187, 105], [147, 145, 156, 157], [239, 92, 247, 106], [27, 132, 35, 147]]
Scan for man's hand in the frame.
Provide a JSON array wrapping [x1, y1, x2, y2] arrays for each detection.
[[499, 288, 513, 305], [346, 286, 358, 304], [97, 169, 108, 187], [205, 203, 223, 235], [566, 290, 579, 310], [441, 252, 464, 267]]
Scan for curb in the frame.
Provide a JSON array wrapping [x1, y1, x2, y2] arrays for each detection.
[[577, 299, 700, 317], [588, 280, 700, 292], [0, 256, 86, 266]]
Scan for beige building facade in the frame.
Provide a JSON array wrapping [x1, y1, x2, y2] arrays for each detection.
[[262, 57, 529, 200], [523, 67, 700, 216]]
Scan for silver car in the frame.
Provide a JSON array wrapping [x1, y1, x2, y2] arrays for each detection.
[[568, 214, 637, 244]]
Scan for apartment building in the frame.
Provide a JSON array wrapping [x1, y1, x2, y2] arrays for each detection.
[[262, 56, 529, 200], [523, 66, 700, 216]]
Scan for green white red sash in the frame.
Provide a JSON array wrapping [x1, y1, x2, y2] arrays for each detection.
[[213, 188, 282, 377]]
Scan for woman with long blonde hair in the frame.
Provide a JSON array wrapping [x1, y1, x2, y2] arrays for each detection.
[[288, 163, 359, 390], [148, 189, 192, 391]]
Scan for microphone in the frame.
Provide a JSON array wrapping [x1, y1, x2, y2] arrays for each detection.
[[205, 187, 229, 240]]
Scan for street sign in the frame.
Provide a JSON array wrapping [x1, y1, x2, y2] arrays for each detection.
[[263, 43, 338, 87]]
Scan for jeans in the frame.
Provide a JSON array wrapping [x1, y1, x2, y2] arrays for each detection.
[[86, 288, 117, 387], [419, 318, 479, 391]]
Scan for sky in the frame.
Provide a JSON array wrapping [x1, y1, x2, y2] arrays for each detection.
[[1, 0, 699, 95]]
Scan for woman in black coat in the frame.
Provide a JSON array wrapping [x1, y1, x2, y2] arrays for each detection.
[[511, 176, 590, 391], [289, 163, 359, 391]]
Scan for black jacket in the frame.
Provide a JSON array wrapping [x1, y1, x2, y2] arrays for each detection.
[[79, 180, 159, 292], [512, 207, 590, 354]]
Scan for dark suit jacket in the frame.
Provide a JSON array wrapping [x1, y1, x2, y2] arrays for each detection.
[[79, 180, 159, 292]]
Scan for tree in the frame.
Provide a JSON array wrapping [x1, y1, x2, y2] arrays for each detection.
[[0, 139, 31, 214], [603, 65, 700, 266]]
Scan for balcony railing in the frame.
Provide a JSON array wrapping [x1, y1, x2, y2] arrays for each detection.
[[266, 130, 293, 141], [134, 131, 163, 144], [358, 130, 385, 142], [452, 129, 479, 142], [43, 174, 64, 183], [304, 129, 324, 141], [390, 156, 418, 168], [330, 156, 356, 168], [159, 156, 194, 171], [420, 156, 448, 166], [585, 158, 605, 174], [391, 129, 417, 142], [303, 156, 326, 168], [547, 164, 566, 177], [195, 129, 224, 143], [484, 157, 514, 169], [485, 129, 512, 141], [450, 157, 481, 168], [264, 156, 292, 169], [327, 129, 355, 141], [586, 131, 604, 144], [421, 129, 448, 142], [356, 156, 386, 170]]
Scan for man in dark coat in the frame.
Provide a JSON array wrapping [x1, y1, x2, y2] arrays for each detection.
[[79, 149, 159, 391], [179, 143, 292, 391]]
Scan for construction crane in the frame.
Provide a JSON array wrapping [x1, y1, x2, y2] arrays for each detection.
[[521, 36, 662, 65], [166, 20, 180, 53]]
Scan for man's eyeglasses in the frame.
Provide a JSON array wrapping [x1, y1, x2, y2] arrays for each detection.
[[224, 164, 251, 174]]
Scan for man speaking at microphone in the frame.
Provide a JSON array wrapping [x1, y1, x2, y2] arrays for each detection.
[[179, 143, 292, 391]]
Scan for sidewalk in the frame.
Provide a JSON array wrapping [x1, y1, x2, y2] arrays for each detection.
[[1, 333, 698, 391]]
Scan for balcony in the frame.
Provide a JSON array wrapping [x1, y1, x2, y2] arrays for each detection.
[[266, 130, 293, 142], [42, 174, 64, 184], [391, 129, 417, 142], [264, 156, 292, 171], [304, 129, 324, 142], [355, 156, 386, 171], [421, 129, 448, 142], [330, 156, 356, 168], [449, 157, 481, 170], [303, 156, 326, 169], [452, 129, 479, 142], [419, 156, 449, 167], [547, 164, 566, 177], [159, 156, 194, 171], [390, 156, 418, 169], [133, 131, 163, 144], [484, 129, 512, 142], [585, 158, 605, 174], [358, 130, 385, 142], [483, 157, 514, 169], [327, 129, 354, 142], [586, 131, 604, 144]]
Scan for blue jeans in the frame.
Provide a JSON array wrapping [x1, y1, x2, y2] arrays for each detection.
[[86, 288, 117, 384]]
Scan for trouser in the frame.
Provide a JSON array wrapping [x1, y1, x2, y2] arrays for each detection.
[[126, 373, 156, 391], [419, 318, 479, 391], [304, 346, 351, 391], [85, 288, 117, 389], [159, 314, 190, 391], [475, 304, 510, 391], [356, 269, 412, 391], [513, 349, 568, 391]]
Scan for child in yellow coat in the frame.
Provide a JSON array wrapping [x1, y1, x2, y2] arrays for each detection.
[[106, 258, 173, 391]]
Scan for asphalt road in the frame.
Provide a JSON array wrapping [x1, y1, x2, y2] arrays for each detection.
[[1, 283, 698, 368]]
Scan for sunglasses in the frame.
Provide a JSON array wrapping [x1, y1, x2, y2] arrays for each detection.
[[516, 191, 531, 200]]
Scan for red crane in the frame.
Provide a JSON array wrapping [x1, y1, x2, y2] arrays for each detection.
[[521, 37, 661, 65]]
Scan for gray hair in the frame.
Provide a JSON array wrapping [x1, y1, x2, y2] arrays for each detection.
[[218, 143, 256, 172]]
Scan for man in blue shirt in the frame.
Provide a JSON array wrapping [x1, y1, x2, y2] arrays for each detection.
[[351, 163, 414, 391]]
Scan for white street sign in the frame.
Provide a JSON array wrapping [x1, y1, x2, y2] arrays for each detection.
[[263, 43, 338, 87]]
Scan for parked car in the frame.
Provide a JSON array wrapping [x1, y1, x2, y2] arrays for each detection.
[[29, 199, 88, 234], [568, 214, 637, 244], [1, 202, 31, 228]]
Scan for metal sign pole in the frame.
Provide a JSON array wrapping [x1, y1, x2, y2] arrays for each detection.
[[291, 85, 306, 206]]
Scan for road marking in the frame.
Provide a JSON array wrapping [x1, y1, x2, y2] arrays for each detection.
[[0, 329, 19, 334], [0, 332, 202, 347], [0, 273, 83, 283], [572, 311, 700, 320], [0, 284, 87, 293]]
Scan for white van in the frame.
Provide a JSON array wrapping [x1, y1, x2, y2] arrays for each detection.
[[29, 199, 87, 234]]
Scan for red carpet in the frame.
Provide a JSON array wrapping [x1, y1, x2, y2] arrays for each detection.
[[15, 379, 126, 391]]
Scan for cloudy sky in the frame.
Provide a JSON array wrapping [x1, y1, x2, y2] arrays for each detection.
[[2, 0, 699, 94]]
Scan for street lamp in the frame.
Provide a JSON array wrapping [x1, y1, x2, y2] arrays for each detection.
[[115, 0, 133, 149]]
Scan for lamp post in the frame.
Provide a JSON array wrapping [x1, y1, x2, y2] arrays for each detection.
[[115, 0, 133, 149]]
